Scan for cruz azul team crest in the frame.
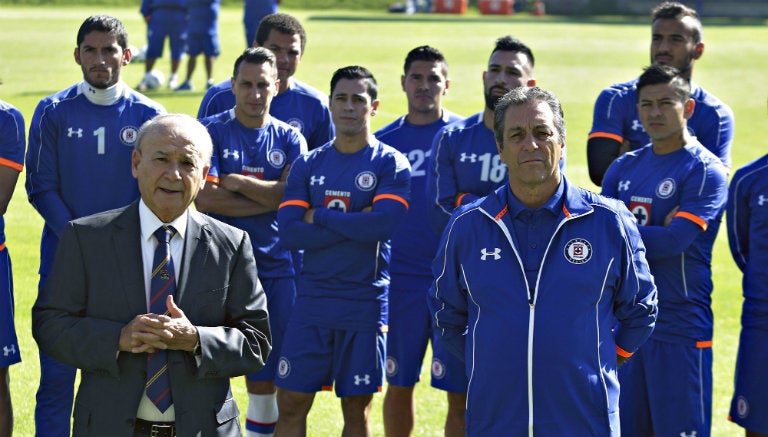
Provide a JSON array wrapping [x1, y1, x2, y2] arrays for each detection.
[[564, 238, 592, 264]]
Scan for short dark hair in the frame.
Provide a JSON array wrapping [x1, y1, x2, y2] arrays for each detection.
[[493, 35, 535, 68], [232, 47, 277, 79], [652, 1, 703, 44], [403, 45, 448, 75], [76, 15, 128, 50], [330, 66, 378, 100], [255, 13, 307, 53], [494, 87, 565, 147], [636, 64, 691, 103]]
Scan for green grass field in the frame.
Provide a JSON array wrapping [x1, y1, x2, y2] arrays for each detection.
[[1, 4, 766, 436]]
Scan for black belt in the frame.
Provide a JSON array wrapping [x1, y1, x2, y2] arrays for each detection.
[[134, 418, 176, 437]]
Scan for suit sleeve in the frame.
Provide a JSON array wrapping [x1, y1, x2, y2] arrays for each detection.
[[427, 127, 457, 235], [611, 203, 658, 358], [25, 100, 74, 238], [32, 222, 126, 376], [195, 230, 272, 378], [428, 214, 469, 361]]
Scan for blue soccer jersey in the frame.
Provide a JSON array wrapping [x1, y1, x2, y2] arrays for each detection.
[[375, 110, 463, 278], [589, 79, 734, 169], [188, 0, 219, 34], [426, 112, 507, 234], [26, 82, 165, 275], [278, 140, 411, 331], [202, 109, 307, 278], [0, 100, 25, 369], [198, 79, 334, 150], [602, 140, 728, 344]]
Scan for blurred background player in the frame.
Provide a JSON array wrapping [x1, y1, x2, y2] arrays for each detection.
[[587, 1, 733, 186], [25, 15, 165, 437], [195, 47, 307, 437], [726, 117, 768, 437], [176, 0, 220, 91], [275, 66, 411, 437], [138, 0, 189, 90], [602, 65, 728, 437], [244, 0, 279, 48], [426, 35, 535, 235], [374, 46, 465, 437], [198, 13, 334, 151], [0, 99, 25, 437]]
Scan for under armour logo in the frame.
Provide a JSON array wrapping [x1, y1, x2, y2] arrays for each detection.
[[222, 149, 240, 160], [3, 345, 16, 357], [353, 374, 370, 386], [460, 153, 477, 163], [618, 180, 631, 191], [67, 127, 83, 138], [759, 195, 766, 206], [631, 119, 645, 132], [480, 248, 501, 261], [310, 175, 325, 186], [680, 432, 697, 437]]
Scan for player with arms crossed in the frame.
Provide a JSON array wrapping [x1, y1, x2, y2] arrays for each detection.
[[275, 66, 411, 437], [602, 65, 728, 437], [195, 47, 307, 437], [374, 45, 465, 437]]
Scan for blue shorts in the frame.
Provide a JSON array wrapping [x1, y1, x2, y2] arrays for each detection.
[[247, 277, 296, 382], [146, 9, 188, 60], [386, 276, 467, 392], [275, 320, 385, 397], [729, 327, 768, 433], [186, 32, 220, 58], [0, 246, 19, 368], [619, 337, 712, 437]]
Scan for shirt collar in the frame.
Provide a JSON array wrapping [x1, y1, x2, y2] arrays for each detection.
[[138, 200, 188, 243], [505, 179, 565, 219]]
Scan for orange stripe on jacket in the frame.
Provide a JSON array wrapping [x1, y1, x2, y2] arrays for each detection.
[[675, 211, 708, 231], [588, 132, 624, 143], [0, 157, 23, 172], [696, 340, 713, 349], [374, 194, 409, 210], [616, 345, 633, 358], [279, 199, 310, 209]]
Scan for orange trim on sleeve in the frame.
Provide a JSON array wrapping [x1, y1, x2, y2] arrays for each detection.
[[455, 193, 468, 207], [278, 199, 310, 209], [696, 340, 712, 349], [675, 211, 708, 231], [0, 243, 6, 251], [616, 345, 633, 358], [588, 132, 624, 143], [373, 194, 409, 210], [205, 175, 220, 184], [0, 157, 23, 172], [321, 385, 333, 392]]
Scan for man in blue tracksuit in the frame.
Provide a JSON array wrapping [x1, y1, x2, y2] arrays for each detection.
[[429, 87, 658, 437]]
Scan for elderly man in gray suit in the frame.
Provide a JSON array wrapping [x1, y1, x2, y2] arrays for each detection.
[[32, 113, 271, 437]]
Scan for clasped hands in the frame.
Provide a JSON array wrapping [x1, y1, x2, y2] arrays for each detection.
[[118, 295, 199, 354]]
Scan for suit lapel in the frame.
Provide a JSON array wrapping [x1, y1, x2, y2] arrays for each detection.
[[177, 210, 211, 305], [111, 201, 148, 316]]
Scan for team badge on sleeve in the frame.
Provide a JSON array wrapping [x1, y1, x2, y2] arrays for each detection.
[[120, 126, 139, 146], [268, 149, 287, 168], [355, 171, 377, 191], [656, 178, 676, 199], [564, 238, 592, 264]]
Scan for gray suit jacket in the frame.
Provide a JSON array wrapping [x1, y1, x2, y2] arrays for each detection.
[[32, 201, 271, 437]]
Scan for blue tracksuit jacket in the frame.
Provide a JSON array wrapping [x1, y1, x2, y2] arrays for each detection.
[[429, 178, 657, 436]]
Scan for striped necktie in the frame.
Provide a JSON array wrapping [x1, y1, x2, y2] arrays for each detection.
[[146, 225, 176, 412]]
